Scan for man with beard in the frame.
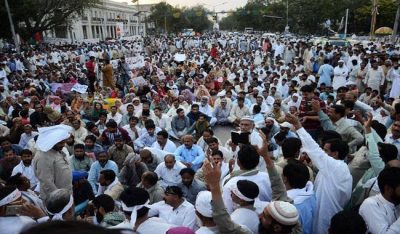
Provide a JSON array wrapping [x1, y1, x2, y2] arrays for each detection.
[[178, 168, 206, 205], [0, 149, 20, 182], [88, 151, 119, 193], [11, 149, 39, 191], [108, 136, 134, 170], [385, 120, 400, 159], [91, 194, 125, 227], [69, 144, 94, 172], [33, 124, 74, 201], [97, 169, 123, 200], [151, 130, 176, 153], [359, 167, 400, 233]]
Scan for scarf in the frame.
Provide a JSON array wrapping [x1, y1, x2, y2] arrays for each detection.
[[223, 169, 259, 186]]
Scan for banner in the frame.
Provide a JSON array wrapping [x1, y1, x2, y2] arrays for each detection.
[[71, 83, 88, 94], [43, 37, 70, 45], [116, 22, 124, 37], [174, 53, 186, 62], [50, 83, 75, 94], [125, 55, 145, 69]]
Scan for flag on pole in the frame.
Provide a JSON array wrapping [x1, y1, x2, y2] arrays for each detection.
[[338, 16, 344, 31]]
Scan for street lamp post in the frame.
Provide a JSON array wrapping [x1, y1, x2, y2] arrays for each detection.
[[205, 2, 227, 23], [4, 0, 20, 53], [392, 0, 400, 43]]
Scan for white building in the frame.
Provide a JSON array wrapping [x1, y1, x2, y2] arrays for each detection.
[[50, 0, 152, 42]]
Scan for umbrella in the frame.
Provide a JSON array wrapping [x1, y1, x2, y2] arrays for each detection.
[[375, 27, 393, 35]]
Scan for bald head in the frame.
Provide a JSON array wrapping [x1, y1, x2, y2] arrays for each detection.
[[164, 154, 176, 169], [183, 135, 194, 149]]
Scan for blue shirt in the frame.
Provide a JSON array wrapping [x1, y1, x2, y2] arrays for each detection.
[[295, 194, 317, 234], [174, 144, 205, 171], [88, 160, 119, 192], [318, 64, 334, 86]]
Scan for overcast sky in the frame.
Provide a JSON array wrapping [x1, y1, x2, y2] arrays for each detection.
[[111, 0, 247, 11]]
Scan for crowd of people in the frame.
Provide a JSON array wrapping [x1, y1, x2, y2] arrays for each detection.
[[1, 32, 400, 234]]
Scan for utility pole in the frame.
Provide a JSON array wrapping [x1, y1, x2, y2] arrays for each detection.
[[4, 0, 20, 53], [392, 0, 400, 43], [344, 9, 349, 39]]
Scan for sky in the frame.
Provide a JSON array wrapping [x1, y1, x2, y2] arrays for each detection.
[[111, 0, 248, 11]]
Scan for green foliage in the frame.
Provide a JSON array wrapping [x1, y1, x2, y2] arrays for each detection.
[[0, 0, 99, 39], [219, 0, 399, 35], [149, 3, 212, 33]]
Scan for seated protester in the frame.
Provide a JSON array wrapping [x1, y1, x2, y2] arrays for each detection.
[[170, 108, 191, 140], [0, 186, 36, 234], [174, 135, 205, 171], [152, 107, 169, 131], [69, 144, 94, 172], [228, 97, 250, 126], [101, 120, 132, 150], [252, 105, 265, 128], [0, 137, 22, 159], [230, 180, 260, 234], [107, 135, 134, 171], [148, 186, 196, 230], [202, 158, 300, 234], [329, 210, 367, 234], [11, 149, 39, 192], [122, 116, 141, 142], [151, 130, 177, 153], [286, 113, 353, 234], [154, 155, 186, 188], [261, 117, 281, 142], [196, 129, 216, 152], [222, 145, 272, 214], [313, 102, 364, 153], [137, 171, 165, 204], [64, 134, 83, 156], [18, 125, 38, 149], [188, 114, 210, 142], [195, 191, 220, 233], [120, 104, 136, 127], [119, 153, 148, 189], [0, 149, 20, 182], [116, 187, 176, 231], [72, 171, 94, 210], [92, 194, 125, 227], [84, 135, 104, 157], [86, 122, 103, 144], [196, 150, 230, 184], [178, 168, 206, 205], [88, 151, 119, 193], [385, 119, 400, 159], [198, 96, 217, 126], [134, 120, 160, 152], [97, 169, 124, 200], [71, 119, 89, 143], [187, 104, 209, 126], [7, 173, 46, 212], [139, 149, 161, 172], [213, 98, 231, 126], [270, 132, 287, 161], [359, 167, 400, 234], [106, 106, 123, 126]]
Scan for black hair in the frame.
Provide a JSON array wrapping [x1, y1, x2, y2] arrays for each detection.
[[176, 108, 184, 114], [106, 120, 117, 128], [20, 149, 32, 156], [203, 128, 214, 135], [206, 137, 219, 144], [142, 172, 158, 186], [274, 132, 287, 143], [332, 105, 346, 117], [238, 145, 260, 170], [144, 119, 156, 129], [378, 167, 400, 193], [6, 173, 25, 188], [92, 194, 115, 213], [20, 221, 123, 234], [283, 161, 310, 189], [320, 130, 342, 146], [129, 116, 139, 122], [180, 167, 195, 177], [74, 143, 85, 150], [100, 169, 116, 182], [85, 135, 96, 143], [157, 130, 169, 139], [253, 105, 261, 114], [191, 104, 199, 109], [237, 180, 259, 201], [329, 210, 367, 234], [325, 139, 349, 160], [300, 84, 314, 93], [165, 186, 184, 198], [371, 120, 387, 140], [211, 149, 224, 158], [281, 138, 302, 159]]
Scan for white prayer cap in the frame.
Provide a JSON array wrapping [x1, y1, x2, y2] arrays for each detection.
[[266, 201, 299, 226], [338, 59, 345, 63], [36, 124, 73, 152], [241, 116, 254, 122], [280, 122, 293, 129], [195, 191, 212, 218], [217, 90, 226, 97], [345, 80, 356, 86]]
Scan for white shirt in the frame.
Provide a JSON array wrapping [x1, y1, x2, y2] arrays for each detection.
[[137, 217, 177, 234], [222, 172, 272, 214], [149, 200, 196, 230], [12, 161, 40, 190], [18, 132, 39, 149], [151, 139, 177, 153], [297, 127, 352, 234], [359, 194, 400, 234], [122, 124, 141, 141], [196, 226, 220, 234], [0, 216, 36, 234], [231, 208, 260, 234], [154, 161, 186, 188], [107, 112, 123, 125]]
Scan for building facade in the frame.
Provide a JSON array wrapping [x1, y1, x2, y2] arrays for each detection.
[[51, 0, 152, 42]]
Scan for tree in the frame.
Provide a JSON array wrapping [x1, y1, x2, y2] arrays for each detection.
[[0, 0, 99, 40]]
